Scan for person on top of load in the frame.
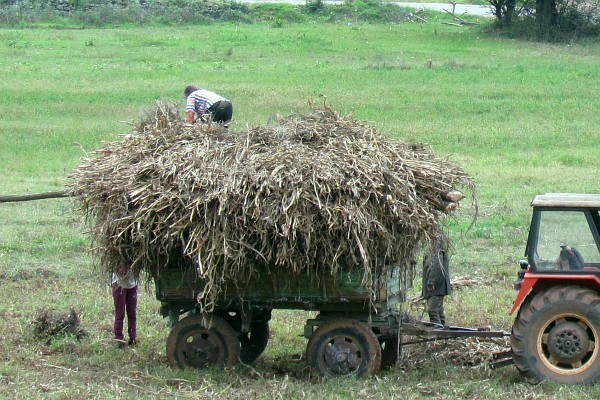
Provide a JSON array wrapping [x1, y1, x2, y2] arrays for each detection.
[[184, 85, 233, 126]]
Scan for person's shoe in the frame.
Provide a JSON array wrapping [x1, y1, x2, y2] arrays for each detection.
[[128, 338, 137, 346]]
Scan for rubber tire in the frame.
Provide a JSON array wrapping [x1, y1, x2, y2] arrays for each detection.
[[216, 311, 270, 364], [238, 321, 270, 364], [380, 337, 399, 370], [511, 285, 600, 384], [166, 314, 240, 369], [307, 318, 382, 378]]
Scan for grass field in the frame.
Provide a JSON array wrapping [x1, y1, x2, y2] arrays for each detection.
[[1, 13, 600, 399]]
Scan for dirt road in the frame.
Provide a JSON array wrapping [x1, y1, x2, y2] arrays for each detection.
[[237, 0, 493, 17], [396, 2, 492, 16]]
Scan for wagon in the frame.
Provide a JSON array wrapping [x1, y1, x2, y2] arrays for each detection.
[[0, 190, 510, 378], [155, 262, 509, 378]]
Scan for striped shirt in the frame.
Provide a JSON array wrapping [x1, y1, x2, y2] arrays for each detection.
[[186, 89, 228, 116]]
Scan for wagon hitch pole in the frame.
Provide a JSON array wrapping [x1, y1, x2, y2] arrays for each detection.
[[0, 190, 69, 203]]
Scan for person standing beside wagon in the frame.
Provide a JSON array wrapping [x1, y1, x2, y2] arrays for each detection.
[[422, 235, 452, 326], [111, 267, 139, 348]]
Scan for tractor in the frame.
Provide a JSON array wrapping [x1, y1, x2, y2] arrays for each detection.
[[511, 193, 600, 384]]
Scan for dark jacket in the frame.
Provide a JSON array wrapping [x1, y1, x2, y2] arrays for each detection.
[[422, 241, 451, 298]]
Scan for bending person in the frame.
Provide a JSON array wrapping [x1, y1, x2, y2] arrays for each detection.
[[184, 85, 233, 125]]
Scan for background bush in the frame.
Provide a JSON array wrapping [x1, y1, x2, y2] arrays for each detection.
[[0, 0, 432, 27]]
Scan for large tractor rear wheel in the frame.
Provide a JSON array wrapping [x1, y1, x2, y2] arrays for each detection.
[[511, 285, 600, 384]]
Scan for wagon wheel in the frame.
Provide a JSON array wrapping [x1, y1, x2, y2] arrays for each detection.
[[379, 337, 399, 370], [307, 318, 382, 378], [166, 314, 240, 369], [215, 311, 271, 364], [511, 285, 600, 384], [238, 321, 270, 364]]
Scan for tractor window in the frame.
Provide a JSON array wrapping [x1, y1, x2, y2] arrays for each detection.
[[535, 210, 600, 271]]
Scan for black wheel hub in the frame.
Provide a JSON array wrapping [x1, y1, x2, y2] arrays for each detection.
[[323, 339, 361, 374], [184, 332, 220, 367], [547, 321, 590, 364]]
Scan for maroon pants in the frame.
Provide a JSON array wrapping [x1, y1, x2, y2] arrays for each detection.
[[112, 284, 138, 341]]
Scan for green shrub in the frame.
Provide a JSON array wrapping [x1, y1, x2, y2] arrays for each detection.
[[71, 4, 150, 26], [251, 3, 305, 23], [308, 0, 411, 23], [496, 12, 600, 41], [491, 0, 600, 40], [304, 0, 324, 14], [0, 2, 61, 26], [0, 0, 415, 27]]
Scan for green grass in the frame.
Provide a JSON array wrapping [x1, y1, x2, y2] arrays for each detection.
[[1, 17, 600, 399]]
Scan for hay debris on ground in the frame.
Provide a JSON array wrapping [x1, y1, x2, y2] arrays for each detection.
[[33, 308, 87, 344], [396, 336, 511, 370], [68, 104, 476, 311], [451, 276, 492, 290]]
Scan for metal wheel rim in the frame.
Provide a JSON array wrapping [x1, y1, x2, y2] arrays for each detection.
[[321, 335, 364, 376], [537, 312, 599, 375], [177, 329, 225, 368]]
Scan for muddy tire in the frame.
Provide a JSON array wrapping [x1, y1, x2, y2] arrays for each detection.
[[307, 318, 382, 378], [215, 310, 271, 364], [380, 337, 399, 370], [166, 314, 240, 369], [237, 321, 270, 364], [511, 285, 600, 384]]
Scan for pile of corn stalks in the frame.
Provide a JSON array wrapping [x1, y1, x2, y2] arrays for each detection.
[[68, 104, 475, 311], [33, 308, 87, 344], [398, 336, 510, 369]]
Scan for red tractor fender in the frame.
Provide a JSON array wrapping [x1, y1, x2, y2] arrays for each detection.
[[510, 272, 600, 315]]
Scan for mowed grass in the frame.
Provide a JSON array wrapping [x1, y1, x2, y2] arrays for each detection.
[[1, 18, 600, 399]]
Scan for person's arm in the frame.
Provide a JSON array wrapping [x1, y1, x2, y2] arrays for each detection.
[[186, 110, 197, 123], [185, 93, 199, 123]]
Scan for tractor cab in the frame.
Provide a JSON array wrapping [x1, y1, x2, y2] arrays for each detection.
[[523, 193, 600, 274], [512, 193, 600, 314]]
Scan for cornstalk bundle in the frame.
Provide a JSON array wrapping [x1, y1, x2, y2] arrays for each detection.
[[68, 105, 475, 311], [397, 336, 510, 369]]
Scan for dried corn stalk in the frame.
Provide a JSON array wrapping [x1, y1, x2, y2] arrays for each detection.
[[69, 105, 476, 311]]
